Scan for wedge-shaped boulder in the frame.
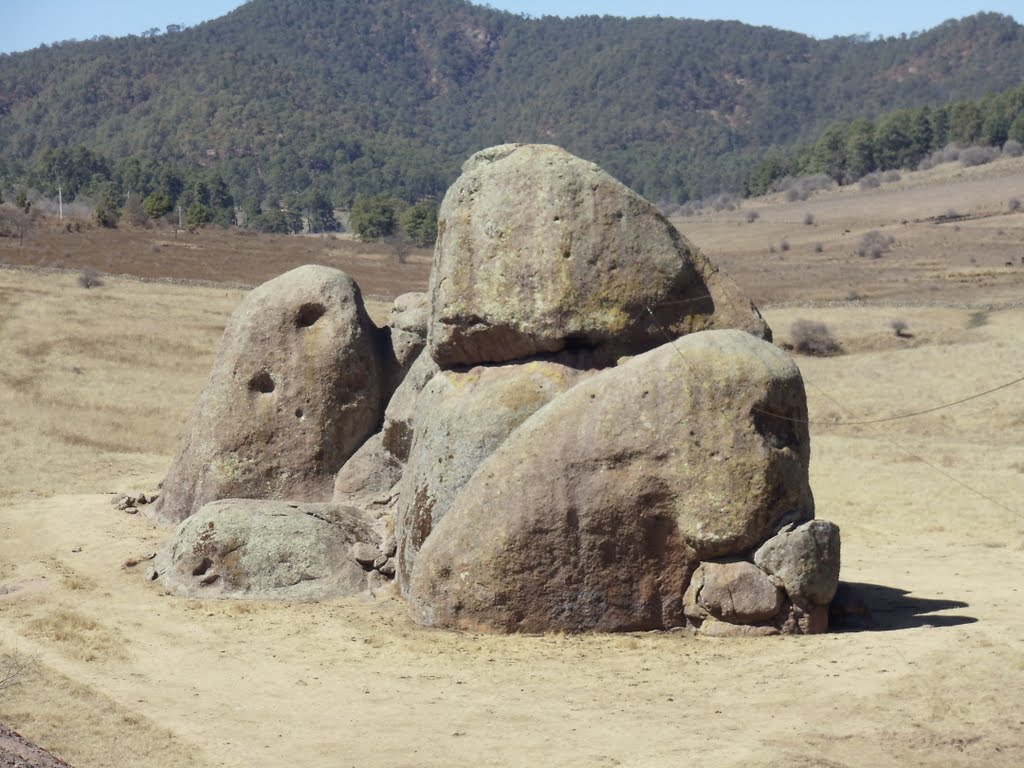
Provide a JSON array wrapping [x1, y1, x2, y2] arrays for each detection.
[[154, 499, 379, 600], [151, 265, 384, 524], [408, 329, 813, 632], [754, 520, 841, 606], [428, 144, 769, 368], [395, 359, 592, 589]]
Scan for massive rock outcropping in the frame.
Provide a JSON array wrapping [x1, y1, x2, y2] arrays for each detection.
[[153, 144, 840, 635]]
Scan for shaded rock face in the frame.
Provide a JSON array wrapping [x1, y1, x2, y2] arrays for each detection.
[[428, 144, 769, 369], [380, 291, 429, 400], [379, 351, 439, 463], [150, 265, 384, 525], [331, 432, 402, 517], [395, 359, 593, 590], [154, 499, 381, 600], [407, 330, 814, 633]]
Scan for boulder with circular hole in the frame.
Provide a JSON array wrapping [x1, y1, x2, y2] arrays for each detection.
[[150, 265, 385, 524]]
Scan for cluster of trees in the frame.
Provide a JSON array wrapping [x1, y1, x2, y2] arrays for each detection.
[[2, 142, 442, 243], [743, 82, 1024, 195], [2, 1, 1023, 206]]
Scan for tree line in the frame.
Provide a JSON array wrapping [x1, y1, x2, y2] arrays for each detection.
[[742, 83, 1024, 196], [1, 0, 1023, 207]]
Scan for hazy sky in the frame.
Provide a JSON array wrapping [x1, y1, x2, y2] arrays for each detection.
[[1, 1, 1020, 54]]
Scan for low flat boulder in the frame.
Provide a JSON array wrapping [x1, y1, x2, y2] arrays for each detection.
[[428, 144, 769, 369], [154, 499, 380, 600], [408, 329, 814, 633], [150, 265, 385, 525]]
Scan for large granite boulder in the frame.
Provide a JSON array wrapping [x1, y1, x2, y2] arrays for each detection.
[[427, 144, 769, 369], [154, 499, 382, 600], [150, 265, 385, 525], [395, 359, 593, 589], [407, 329, 814, 632]]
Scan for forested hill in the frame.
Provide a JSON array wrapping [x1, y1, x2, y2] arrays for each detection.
[[1, 0, 1023, 205]]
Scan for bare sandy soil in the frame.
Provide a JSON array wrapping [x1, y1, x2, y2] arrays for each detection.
[[1, 157, 1022, 767]]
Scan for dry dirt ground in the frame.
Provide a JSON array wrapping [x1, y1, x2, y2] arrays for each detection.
[[1, 157, 1023, 767]]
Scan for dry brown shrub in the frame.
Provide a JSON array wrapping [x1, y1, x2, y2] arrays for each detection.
[[790, 319, 842, 356]]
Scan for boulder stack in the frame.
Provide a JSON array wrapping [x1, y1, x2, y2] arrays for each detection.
[[153, 145, 840, 634]]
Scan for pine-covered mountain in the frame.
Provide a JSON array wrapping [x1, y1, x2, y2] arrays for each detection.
[[1, 0, 1022, 205]]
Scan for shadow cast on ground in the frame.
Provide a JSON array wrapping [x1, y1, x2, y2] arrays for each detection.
[[829, 581, 977, 632]]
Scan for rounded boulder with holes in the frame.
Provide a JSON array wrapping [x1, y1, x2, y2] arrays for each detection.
[[150, 265, 385, 525]]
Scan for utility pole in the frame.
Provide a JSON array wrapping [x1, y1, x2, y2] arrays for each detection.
[[57, 181, 63, 220]]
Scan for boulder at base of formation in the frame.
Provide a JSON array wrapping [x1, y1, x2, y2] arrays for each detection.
[[154, 499, 394, 600], [408, 329, 818, 633]]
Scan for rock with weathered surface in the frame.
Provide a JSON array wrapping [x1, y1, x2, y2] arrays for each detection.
[[684, 560, 784, 625], [754, 520, 841, 606], [379, 351, 439, 463], [408, 329, 814, 632], [154, 499, 379, 600], [150, 265, 385, 525], [428, 144, 769, 369], [332, 432, 402, 517], [395, 359, 592, 589], [380, 292, 430, 398]]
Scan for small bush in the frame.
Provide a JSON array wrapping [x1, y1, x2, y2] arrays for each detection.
[[77, 269, 104, 289], [859, 173, 881, 190], [814, 242, 824, 253], [881, 169, 902, 183], [959, 145, 999, 167], [857, 230, 894, 258], [1009, 198, 1021, 213], [768, 244, 776, 254], [775, 173, 832, 202], [746, 210, 760, 223], [803, 212, 814, 226], [918, 144, 962, 170], [780, 239, 791, 252], [791, 320, 842, 356], [1, 646, 34, 696], [1002, 139, 1022, 158], [890, 318, 910, 337]]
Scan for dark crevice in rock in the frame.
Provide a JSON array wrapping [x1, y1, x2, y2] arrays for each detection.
[[248, 370, 275, 394], [295, 302, 327, 328]]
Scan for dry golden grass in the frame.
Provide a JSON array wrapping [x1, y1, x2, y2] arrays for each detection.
[[0, 158, 1022, 768]]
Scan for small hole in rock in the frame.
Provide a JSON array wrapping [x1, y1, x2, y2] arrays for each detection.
[[192, 557, 213, 577], [295, 302, 327, 328], [295, 407, 304, 419], [249, 371, 275, 393]]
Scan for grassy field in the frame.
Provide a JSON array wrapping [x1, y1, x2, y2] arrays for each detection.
[[0, 156, 1022, 767]]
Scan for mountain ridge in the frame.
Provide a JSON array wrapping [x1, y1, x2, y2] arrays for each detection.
[[1, 1, 1022, 203]]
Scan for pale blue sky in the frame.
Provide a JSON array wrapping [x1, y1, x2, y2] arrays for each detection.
[[0, 1, 1020, 54]]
